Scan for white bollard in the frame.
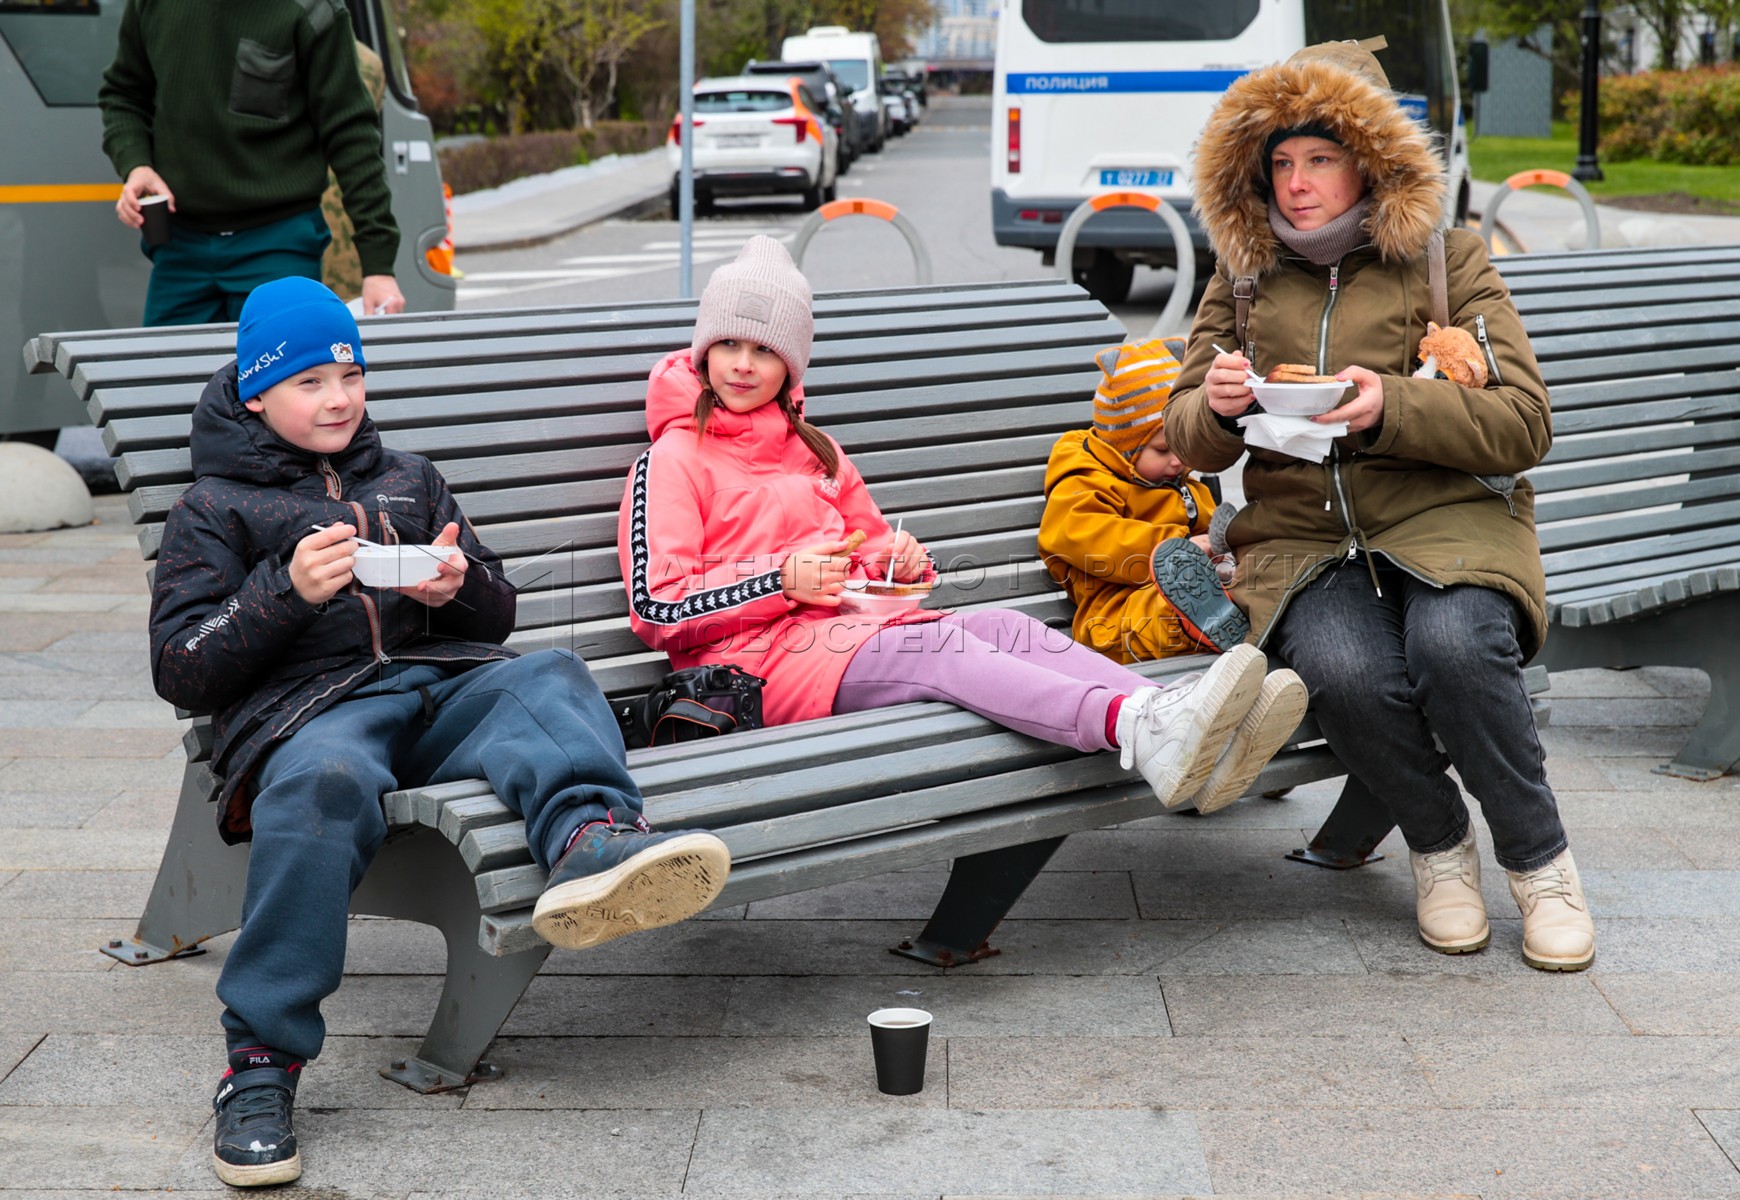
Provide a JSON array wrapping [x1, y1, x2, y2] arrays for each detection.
[[0, 442, 94, 533]]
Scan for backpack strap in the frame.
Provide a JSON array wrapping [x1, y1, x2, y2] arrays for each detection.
[[1232, 274, 1257, 359], [1427, 229, 1448, 328]]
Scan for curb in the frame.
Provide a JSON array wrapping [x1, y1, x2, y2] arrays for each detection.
[[455, 184, 670, 253]]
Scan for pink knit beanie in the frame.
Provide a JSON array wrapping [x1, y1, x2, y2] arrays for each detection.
[[690, 235, 815, 386]]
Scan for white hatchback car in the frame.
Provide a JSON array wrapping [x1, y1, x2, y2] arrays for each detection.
[[669, 75, 839, 215]]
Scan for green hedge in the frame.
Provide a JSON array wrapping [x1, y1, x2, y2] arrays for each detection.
[[1569, 67, 1740, 165], [438, 122, 668, 195]]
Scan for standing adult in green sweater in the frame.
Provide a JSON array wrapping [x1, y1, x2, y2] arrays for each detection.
[[99, 0, 404, 325]]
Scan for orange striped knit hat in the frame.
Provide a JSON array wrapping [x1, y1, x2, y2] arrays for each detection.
[[1091, 337, 1184, 456]]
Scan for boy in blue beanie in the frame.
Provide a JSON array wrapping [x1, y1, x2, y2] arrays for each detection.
[[148, 278, 731, 1188]]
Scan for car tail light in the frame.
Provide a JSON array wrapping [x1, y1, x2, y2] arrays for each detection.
[[1007, 107, 1021, 173], [669, 116, 704, 145], [772, 116, 809, 143]]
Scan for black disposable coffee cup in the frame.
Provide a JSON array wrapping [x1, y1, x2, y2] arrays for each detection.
[[867, 1007, 932, 1095], [140, 194, 172, 248]]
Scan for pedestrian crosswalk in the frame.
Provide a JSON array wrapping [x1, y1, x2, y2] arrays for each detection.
[[457, 224, 797, 303]]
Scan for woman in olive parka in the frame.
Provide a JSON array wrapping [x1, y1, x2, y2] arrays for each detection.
[[1166, 39, 1594, 971]]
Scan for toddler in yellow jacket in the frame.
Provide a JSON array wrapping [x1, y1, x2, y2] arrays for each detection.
[[1040, 338, 1249, 662]]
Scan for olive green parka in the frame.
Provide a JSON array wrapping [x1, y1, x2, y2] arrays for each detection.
[[1166, 41, 1553, 658]]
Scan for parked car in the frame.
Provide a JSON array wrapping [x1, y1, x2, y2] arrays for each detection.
[[878, 77, 911, 136], [743, 59, 865, 169], [782, 26, 886, 151], [883, 68, 923, 128], [669, 76, 840, 215]]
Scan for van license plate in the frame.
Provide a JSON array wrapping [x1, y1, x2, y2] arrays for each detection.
[[1100, 169, 1173, 188]]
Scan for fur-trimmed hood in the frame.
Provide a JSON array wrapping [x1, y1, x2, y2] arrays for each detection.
[[1193, 40, 1446, 279]]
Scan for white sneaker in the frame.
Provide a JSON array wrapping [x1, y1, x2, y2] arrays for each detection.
[[1410, 828, 1490, 954], [1182, 669, 1309, 814], [1117, 644, 1264, 808], [1507, 849, 1595, 972]]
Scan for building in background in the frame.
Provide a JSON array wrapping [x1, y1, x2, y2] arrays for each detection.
[[916, 0, 996, 84]]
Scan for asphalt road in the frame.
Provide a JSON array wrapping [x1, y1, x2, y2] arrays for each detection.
[[453, 95, 1184, 339]]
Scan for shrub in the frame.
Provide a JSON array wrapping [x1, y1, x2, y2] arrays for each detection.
[[1569, 67, 1740, 165], [437, 121, 669, 195]]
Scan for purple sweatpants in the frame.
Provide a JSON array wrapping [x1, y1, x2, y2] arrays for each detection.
[[832, 609, 1154, 752]]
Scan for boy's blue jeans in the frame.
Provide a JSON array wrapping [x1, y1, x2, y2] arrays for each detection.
[[1267, 560, 1568, 874], [217, 650, 640, 1063]]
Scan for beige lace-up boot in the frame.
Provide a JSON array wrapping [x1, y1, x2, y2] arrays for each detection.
[[1409, 828, 1490, 954], [1507, 849, 1596, 971]]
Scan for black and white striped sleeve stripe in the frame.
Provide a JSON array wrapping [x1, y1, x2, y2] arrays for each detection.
[[626, 451, 785, 627]]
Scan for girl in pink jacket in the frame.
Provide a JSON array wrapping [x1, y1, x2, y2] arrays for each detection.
[[618, 237, 1306, 813]]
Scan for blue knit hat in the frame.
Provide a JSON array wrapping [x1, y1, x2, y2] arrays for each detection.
[[235, 278, 367, 401]]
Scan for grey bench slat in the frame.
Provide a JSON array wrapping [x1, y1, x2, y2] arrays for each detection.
[[1539, 511, 1740, 572], [1546, 542, 1740, 595], [1524, 298, 1740, 338], [1549, 563, 1740, 613]]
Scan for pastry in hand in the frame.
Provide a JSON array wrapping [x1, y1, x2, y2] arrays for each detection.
[[843, 529, 868, 554], [1265, 363, 1339, 384], [1414, 321, 1487, 388]]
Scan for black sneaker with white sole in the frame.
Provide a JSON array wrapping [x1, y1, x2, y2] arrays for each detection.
[[531, 807, 731, 950], [211, 1066, 301, 1187]]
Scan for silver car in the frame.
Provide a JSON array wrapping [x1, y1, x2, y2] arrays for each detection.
[[670, 75, 840, 215]]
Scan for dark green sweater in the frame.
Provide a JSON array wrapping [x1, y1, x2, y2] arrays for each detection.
[[99, 0, 400, 276]]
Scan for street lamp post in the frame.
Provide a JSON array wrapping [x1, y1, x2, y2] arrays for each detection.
[[1573, 0, 1604, 182], [678, 0, 695, 297]]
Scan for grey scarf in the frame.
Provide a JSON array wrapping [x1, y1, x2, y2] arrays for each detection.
[[1269, 195, 1374, 265]]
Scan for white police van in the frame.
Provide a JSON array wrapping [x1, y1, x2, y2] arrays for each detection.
[[991, 0, 1470, 304]]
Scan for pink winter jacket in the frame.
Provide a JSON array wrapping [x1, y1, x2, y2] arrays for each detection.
[[619, 350, 943, 726]]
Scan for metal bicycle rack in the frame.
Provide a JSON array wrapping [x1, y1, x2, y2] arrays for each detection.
[[1054, 191, 1195, 337], [790, 198, 933, 284], [1480, 169, 1601, 253]]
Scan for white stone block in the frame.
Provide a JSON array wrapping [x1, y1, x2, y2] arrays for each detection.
[[0, 443, 94, 533]]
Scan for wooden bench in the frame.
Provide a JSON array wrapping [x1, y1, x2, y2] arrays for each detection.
[[31, 278, 1367, 1095], [1297, 243, 1740, 866]]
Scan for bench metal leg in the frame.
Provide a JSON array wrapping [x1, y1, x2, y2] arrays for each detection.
[[101, 763, 247, 965], [1539, 595, 1740, 782], [891, 835, 1065, 967], [1288, 774, 1393, 869], [350, 825, 550, 1093]]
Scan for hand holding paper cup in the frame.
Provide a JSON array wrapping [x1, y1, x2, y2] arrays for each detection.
[[139, 194, 172, 248], [867, 1007, 932, 1095]]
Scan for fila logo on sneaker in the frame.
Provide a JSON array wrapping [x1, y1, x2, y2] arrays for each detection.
[[246, 1052, 276, 1066]]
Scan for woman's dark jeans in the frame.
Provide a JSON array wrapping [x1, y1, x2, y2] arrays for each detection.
[[1268, 559, 1568, 872]]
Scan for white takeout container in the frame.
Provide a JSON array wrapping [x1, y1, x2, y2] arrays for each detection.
[[1248, 379, 1353, 416], [351, 543, 450, 588], [838, 578, 930, 616]]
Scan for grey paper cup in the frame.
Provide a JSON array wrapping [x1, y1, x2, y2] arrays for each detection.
[[140, 195, 172, 248], [867, 1007, 931, 1095]]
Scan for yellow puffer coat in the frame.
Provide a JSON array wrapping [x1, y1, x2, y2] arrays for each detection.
[[1039, 428, 1217, 663]]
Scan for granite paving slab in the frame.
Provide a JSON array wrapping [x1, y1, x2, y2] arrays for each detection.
[[0, 594, 142, 614], [1667, 827, 1740, 870], [1195, 1107, 1740, 1196], [1161, 974, 1630, 1038], [0, 1031, 41, 1079], [0, 966, 223, 1036], [0, 755, 185, 794], [0, 868, 155, 918], [1048, 825, 1311, 872], [0, 701, 93, 728], [1579, 918, 1740, 973], [68, 700, 184, 729], [1553, 787, 1740, 827], [341, 916, 447, 974], [947, 1034, 1435, 1111], [36, 631, 157, 655], [89, 788, 182, 830], [164, 1109, 701, 1193], [0, 1032, 464, 1111], [684, 1108, 1213, 1194], [1411, 1035, 1740, 1108], [469, 1035, 946, 1109], [722, 973, 1172, 1037], [0, 789, 120, 828], [1579, 869, 1740, 917], [494, 973, 732, 1037], [1635, 666, 1714, 697], [0, 918, 142, 973], [1344, 918, 1540, 977], [0, 727, 181, 759], [744, 869, 1138, 921], [1547, 697, 1706, 727], [1595, 973, 1740, 1035], [1539, 725, 1695, 760], [1544, 668, 1676, 699], [1542, 826, 1694, 869], [0, 1104, 210, 1191], [1150, 916, 1368, 976], [0, 828, 169, 871]]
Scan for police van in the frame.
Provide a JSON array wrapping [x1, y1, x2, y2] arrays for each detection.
[[991, 0, 1470, 304], [0, 0, 453, 442]]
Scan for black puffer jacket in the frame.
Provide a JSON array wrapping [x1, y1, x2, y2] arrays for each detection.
[[149, 364, 517, 842]]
